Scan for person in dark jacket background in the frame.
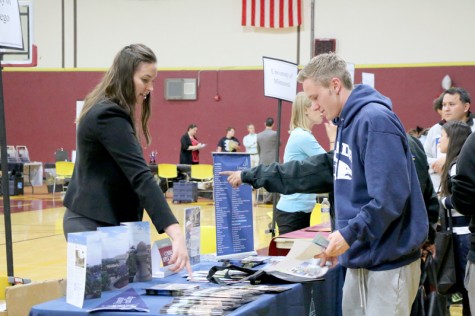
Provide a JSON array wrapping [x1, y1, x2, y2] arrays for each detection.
[[179, 124, 205, 165], [63, 44, 191, 275], [450, 131, 475, 313]]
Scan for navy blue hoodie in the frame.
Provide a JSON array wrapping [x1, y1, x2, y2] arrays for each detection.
[[333, 85, 428, 271]]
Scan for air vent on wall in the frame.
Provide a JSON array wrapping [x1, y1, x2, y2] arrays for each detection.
[[164, 78, 197, 100]]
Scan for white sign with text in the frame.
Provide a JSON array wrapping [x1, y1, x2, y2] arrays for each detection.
[[0, 0, 23, 49], [263, 56, 298, 103]]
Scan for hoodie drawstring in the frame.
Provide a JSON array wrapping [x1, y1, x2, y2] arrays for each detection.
[[358, 269, 367, 314]]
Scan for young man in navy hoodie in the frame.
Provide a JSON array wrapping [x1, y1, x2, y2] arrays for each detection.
[[298, 53, 428, 315]]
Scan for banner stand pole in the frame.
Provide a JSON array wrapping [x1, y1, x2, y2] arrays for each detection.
[[268, 99, 283, 238], [0, 51, 15, 277]]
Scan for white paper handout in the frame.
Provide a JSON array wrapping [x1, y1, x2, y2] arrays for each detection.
[[263, 239, 328, 282]]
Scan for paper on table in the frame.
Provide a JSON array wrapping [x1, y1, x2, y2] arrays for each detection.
[[264, 240, 328, 282], [276, 239, 323, 261]]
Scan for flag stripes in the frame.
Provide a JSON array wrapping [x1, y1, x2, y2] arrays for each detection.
[[241, 0, 302, 28]]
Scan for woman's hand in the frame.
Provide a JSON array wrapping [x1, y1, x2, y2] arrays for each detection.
[[164, 223, 192, 276], [324, 121, 337, 148]]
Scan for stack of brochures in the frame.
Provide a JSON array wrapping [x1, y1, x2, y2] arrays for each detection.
[[160, 285, 286, 315], [144, 283, 200, 296]]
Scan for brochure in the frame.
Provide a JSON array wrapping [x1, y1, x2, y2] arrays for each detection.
[[151, 238, 176, 278], [89, 288, 149, 313], [66, 231, 102, 308], [121, 221, 152, 282], [97, 226, 130, 291], [184, 206, 201, 265]]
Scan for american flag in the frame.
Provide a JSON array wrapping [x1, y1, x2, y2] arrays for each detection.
[[241, 0, 302, 28]]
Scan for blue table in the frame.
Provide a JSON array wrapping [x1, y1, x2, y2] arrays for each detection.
[[29, 262, 343, 316]]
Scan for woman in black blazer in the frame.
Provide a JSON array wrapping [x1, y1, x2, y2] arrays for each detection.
[[63, 44, 191, 274]]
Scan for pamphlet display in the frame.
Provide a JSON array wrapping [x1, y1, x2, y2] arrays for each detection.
[[184, 206, 201, 264], [151, 238, 176, 278], [121, 221, 152, 282], [66, 231, 102, 308], [97, 226, 130, 291], [212, 153, 255, 258]]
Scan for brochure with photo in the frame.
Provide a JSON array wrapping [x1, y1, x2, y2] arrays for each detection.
[[66, 231, 102, 308], [184, 206, 201, 265], [121, 221, 152, 282], [97, 226, 130, 291]]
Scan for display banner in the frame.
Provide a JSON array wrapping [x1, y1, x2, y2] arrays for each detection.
[[213, 153, 255, 258]]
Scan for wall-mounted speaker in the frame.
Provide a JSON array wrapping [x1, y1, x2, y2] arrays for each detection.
[[314, 39, 336, 57], [164, 78, 197, 100]]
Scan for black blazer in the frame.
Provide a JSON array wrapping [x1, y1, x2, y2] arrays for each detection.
[[63, 100, 178, 233], [179, 133, 193, 164]]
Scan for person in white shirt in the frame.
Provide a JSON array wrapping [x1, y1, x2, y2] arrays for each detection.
[[243, 123, 259, 168], [424, 87, 475, 192]]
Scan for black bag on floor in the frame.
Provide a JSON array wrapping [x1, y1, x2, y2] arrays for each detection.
[[411, 253, 447, 316]]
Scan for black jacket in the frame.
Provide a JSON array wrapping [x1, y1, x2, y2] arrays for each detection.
[[63, 101, 178, 233], [179, 133, 193, 164], [406, 134, 439, 243], [241, 134, 439, 243], [451, 132, 475, 262]]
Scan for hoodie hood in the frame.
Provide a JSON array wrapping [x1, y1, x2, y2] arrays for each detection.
[[334, 84, 393, 128]]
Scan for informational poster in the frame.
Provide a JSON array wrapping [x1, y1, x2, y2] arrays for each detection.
[[263, 56, 298, 103], [213, 153, 255, 258], [0, 0, 23, 49]]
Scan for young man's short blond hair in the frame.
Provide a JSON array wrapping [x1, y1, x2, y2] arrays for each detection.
[[297, 53, 353, 90]]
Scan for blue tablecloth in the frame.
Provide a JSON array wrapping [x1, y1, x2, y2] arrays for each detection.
[[29, 262, 344, 316]]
